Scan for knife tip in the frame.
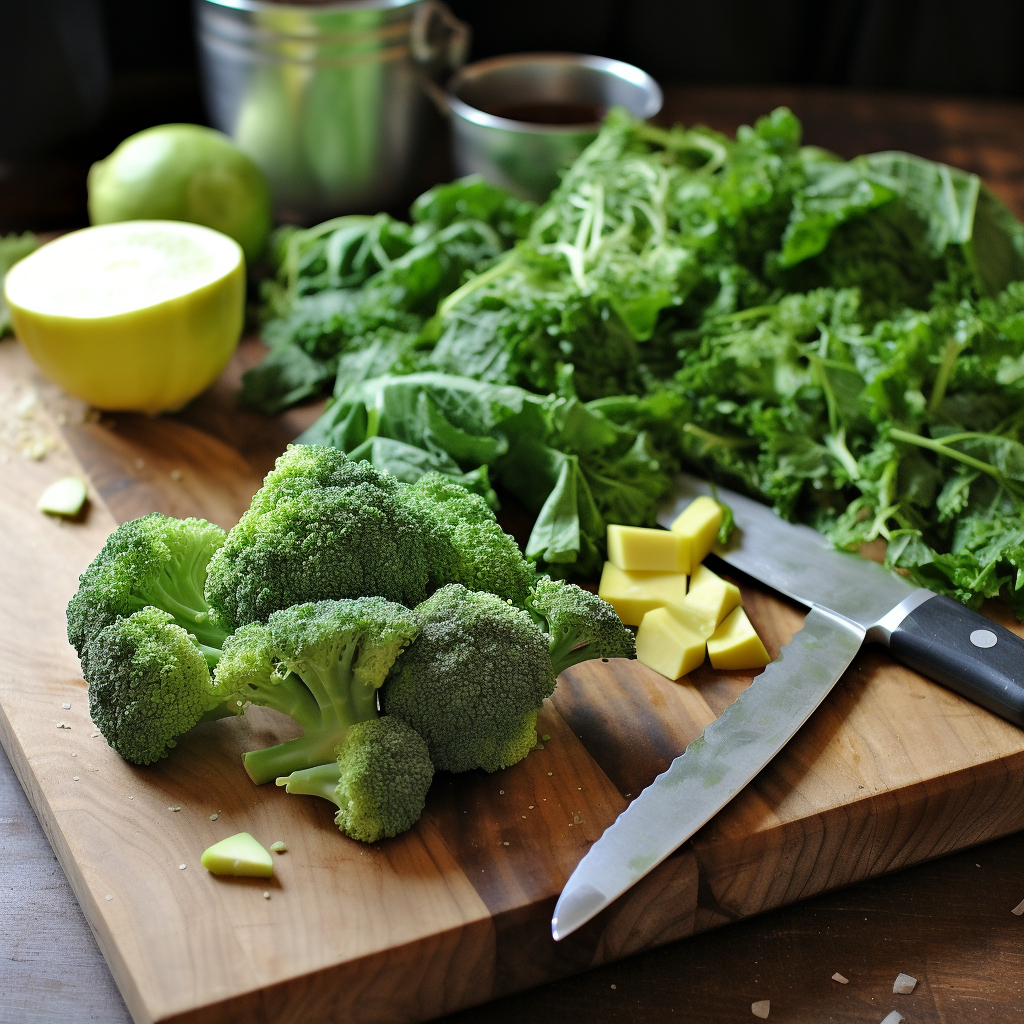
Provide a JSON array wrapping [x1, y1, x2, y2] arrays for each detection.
[[550, 881, 609, 942]]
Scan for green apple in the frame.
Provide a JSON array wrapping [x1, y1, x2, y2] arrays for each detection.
[[88, 124, 272, 264]]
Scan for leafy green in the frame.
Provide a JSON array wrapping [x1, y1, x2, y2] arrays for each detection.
[[258, 108, 1024, 615]]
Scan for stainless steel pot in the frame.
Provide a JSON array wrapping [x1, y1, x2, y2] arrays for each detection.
[[195, 0, 468, 222], [440, 54, 663, 202]]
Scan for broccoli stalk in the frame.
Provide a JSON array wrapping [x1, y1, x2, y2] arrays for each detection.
[[276, 716, 434, 843], [215, 598, 419, 784], [527, 576, 636, 675]]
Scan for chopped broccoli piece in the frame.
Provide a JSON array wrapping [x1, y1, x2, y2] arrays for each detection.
[[401, 473, 536, 605], [82, 607, 226, 765], [205, 447, 431, 626], [382, 584, 555, 773], [67, 512, 230, 661], [527, 576, 636, 675], [215, 597, 420, 784], [276, 716, 433, 843]]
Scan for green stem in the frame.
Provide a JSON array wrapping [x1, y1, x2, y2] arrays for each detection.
[[889, 427, 1021, 493], [276, 762, 342, 803], [438, 251, 517, 318], [927, 337, 960, 415], [682, 423, 757, 450], [244, 731, 345, 785]]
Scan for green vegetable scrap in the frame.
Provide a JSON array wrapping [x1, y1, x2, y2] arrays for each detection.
[[37, 477, 88, 518], [201, 832, 273, 877]]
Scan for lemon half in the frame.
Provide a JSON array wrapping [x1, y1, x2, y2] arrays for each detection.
[[4, 221, 244, 413]]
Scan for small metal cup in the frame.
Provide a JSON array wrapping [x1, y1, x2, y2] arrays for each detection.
[[444, 54, 663, 202], [196, 0, 469, 222]]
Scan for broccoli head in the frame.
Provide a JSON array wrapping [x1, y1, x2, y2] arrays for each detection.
[[527, 576, 636, 676], [401, 473, 536, 605], [276, 716, 434, 843], [205, 446, 432, 625], [83, 606, 227, 765], [382, 584, 555, 773], [67, 513, 230, 660], [214, 597, 420, 784]]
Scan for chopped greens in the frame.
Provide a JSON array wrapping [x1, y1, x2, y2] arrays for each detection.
[[257, 108, 1024, 617]]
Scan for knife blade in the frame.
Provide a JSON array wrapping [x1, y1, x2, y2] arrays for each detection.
[[552, 473, 1024, 941]]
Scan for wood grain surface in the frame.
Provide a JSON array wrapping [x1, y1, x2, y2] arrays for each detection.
[[5, 84, 1024, 1024]]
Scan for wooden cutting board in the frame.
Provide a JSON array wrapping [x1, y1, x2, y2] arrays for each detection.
[[3, 336, 1024, 1024]]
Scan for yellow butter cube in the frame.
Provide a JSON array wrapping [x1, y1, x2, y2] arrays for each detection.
[[636, 606, 707, 680], [598, 562, 688, 626], [685, 564, 742, 627], [670, 496, 724, 570], [707, 607, 771, 670], [607, 524, 688, 572]]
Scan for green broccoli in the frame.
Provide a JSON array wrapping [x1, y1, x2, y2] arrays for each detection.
[[204, 446, 536, 627], [215, 598, 420, 784], [382, 584, 555, 773], [401, 473, 536, 605], [82, 607, 232, 765], [205, 446, 431, 626], [527, 576, 636, 675], [67, 513, 230, 664], [276, 717, 433, 842]]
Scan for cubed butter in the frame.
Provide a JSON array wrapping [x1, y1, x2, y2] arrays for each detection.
[[607, 524, 688, 572], [670, 496, 724, 569], [201, 832, 274, 878], [636, 606, 708, 680], [598, 561, 688, 626], [685, 564, 742, 627], [707, 607, 770, 671]]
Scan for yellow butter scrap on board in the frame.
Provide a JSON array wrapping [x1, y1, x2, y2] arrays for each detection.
[[598, 561, 688, 626], [707, 607, 770, 671], [201, 832, 274, 878], [685, 564, 742, 627], [607, 524, 688, 573], [636, 605, 709, 680], [670, 496, 724, 570]]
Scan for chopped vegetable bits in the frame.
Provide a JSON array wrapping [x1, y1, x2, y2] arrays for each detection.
[[201, 833, 273, 878], [598, 562, 688, 627], [707, 608, 771, 671], [669, 497, 723, 571], [607, 524, 688, 573]]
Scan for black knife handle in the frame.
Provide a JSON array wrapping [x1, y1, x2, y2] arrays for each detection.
[[888, 594, 1024, 726]]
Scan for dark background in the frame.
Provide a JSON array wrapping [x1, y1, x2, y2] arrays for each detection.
[[3, 0, 1024, 230]]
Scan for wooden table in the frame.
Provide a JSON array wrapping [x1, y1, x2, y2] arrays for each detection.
[[5, 85, 1024, 1024]]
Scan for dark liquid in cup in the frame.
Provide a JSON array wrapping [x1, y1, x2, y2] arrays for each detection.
[[483, 102, 606, 125]]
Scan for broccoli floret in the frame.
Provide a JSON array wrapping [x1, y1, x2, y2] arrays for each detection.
[[215, 597, 420, 784], [401, 473, 536, 605], [527, 576, 636, 675], [382, 584, 554, 773], [67, 513, 230, 661], [276, 717, 433, 842], [204, 446, 434, 626], [205, 447, 539, 627], [82, 607, 228, 765]]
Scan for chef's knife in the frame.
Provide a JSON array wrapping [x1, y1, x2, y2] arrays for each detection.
[[551, 473, 1024, 941]]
